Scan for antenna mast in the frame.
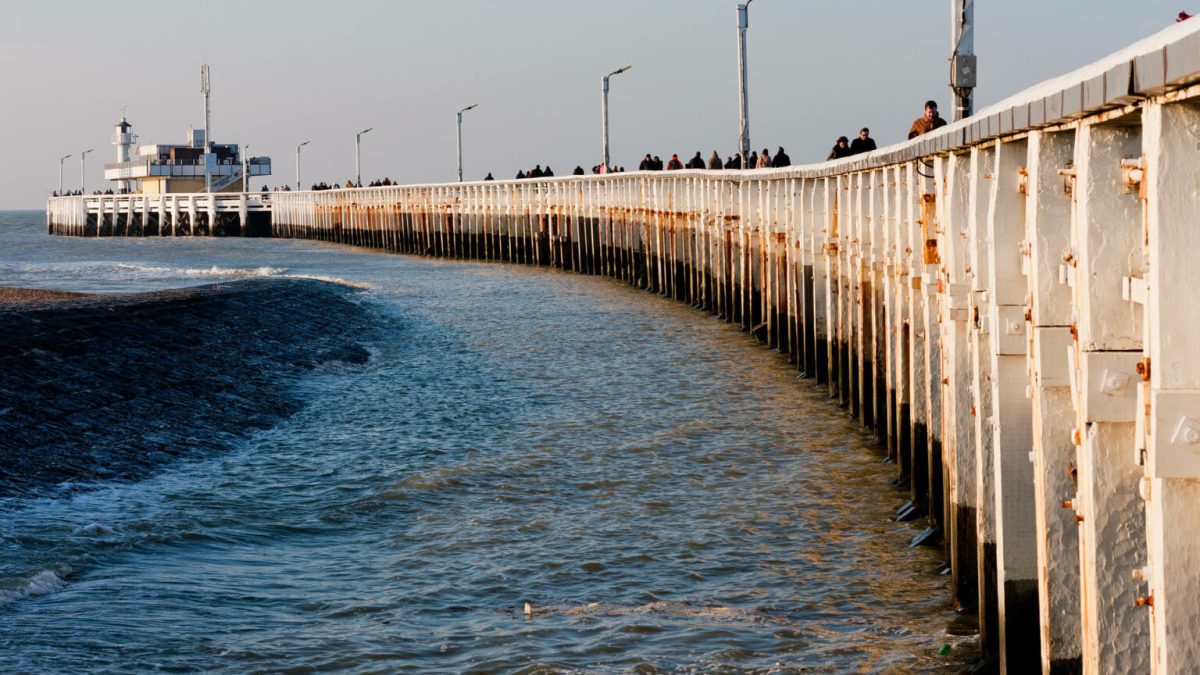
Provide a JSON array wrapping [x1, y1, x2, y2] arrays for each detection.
[[202, 64, 212, 192]]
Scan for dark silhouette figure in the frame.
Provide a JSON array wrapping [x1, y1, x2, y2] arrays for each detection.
[[652, 155, 664, 170], [827, 136, 853, 160], [516, 170, 527, 179], [850, 128, 877, 154], [529, 165, 544, 178], [685, 151, 705, 169], [573, 166, 585, 176], [639, 154, 653, 171], [543, 166, 554, 177], [484, 173, 494, 181], [772, 147, 791, 167]]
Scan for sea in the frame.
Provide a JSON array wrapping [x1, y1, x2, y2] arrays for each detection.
[[0, 211, 967, 673]]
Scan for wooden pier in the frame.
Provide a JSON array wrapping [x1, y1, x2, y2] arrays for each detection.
[[46, 20, 1200, 674]]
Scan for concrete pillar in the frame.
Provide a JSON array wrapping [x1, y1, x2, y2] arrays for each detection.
[[1024, 129, 1084, 672], [1071, 117, 1150, 674], [968, 143, 1000, 656], [987, 137, 1041, 670], [942, 151, 979, 612], [1138, 99, 1200, 674]]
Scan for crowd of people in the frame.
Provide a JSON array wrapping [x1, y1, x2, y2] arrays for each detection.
[[51, 189, 119, 197], [54, 101, 955, 195]]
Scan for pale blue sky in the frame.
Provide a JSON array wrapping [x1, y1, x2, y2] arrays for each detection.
[[0, 0, 1189, 208]]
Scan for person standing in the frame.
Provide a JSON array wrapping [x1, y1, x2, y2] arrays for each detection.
[[708, 151, 723, 170], [826, 136, 853, 160], [908, 101, 947, 139], [850, 128, 877, 154], [755, 148, 772, 169], [666, 154, 684, 170], [685, 151, 705, 169], [772, 146, 791, 167]]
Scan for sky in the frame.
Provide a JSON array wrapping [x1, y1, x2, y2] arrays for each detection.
[[0, 0, 1190, 208]]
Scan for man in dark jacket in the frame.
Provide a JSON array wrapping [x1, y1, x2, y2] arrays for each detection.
[[573, 166, 585, 175], [772, 147, 791, 167], [827, 136, 853, 160], [652, 155, 663, 170], [685, 151, 705, 169], [529, 165, 544, 178], [908, 101, 947, 139], [850, 128, 877, 154], [516, 170, 526, 179], [639, 154, 653, 171]]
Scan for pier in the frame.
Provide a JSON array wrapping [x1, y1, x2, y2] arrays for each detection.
[[45, 21, 1200, 674], [46, 192, 272, 237]]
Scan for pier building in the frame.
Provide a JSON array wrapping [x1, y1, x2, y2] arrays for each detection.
[[45, 18, 1200, 674], [102, 117, 271, 195]]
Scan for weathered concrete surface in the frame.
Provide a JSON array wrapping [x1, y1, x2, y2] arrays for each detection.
[[0, 279, 374, 497]]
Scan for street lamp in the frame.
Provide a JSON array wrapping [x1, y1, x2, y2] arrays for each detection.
[[242, 144, 251, 193], [296, 140, 310, 190], [456, 104, 479, 182], [737, 0, 755, 169], [355, 127, 373, 188], [602, 65, 632, 172], [80, 148, 94, 194], [58, 154, 72, 195]]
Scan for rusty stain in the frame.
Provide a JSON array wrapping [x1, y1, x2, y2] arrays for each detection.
[[1136, 358, 1151, 382]]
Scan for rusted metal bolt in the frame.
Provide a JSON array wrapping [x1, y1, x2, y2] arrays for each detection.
[[1061, 500, 1073, 509], [1075, 514, 1085, 523], [1136, 358, 1151, 382], [1135, 595, 1154, 608]]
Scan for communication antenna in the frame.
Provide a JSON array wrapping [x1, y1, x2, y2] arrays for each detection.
[[202, 63, 212, 192]]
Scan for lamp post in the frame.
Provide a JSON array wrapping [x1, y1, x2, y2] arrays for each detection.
[[58, 154, 72, 195], [80, 148, 94, 194], [456, 104, 478, 182], [242, 144, 250, 193], [296, 140, 310, 190], [737, 0, 755, 169], [601, 65, 632, 171], [950, 0, 976, 121], [355, 127, 373, 188]]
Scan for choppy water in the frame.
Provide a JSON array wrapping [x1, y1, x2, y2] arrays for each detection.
[[0, 212, 963, 672]]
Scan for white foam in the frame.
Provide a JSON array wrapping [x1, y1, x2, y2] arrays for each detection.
[[72, 522, 117, 536], [0, 569, 67, 606]]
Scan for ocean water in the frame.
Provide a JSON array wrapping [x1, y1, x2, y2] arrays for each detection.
[[0, 211, 965, 672]]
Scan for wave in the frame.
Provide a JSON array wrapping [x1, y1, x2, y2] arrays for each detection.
[[0, 278, 378, 498], [114, 263, 374, 289], [0, 569, 68, 607]]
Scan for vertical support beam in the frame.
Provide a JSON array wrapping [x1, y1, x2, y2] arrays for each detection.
[[987, 137, 1041, 670], [968, 143, 999, 657], [942, 151, 978, 612], [1024, 129, 1083, 671], [1071, 118, 1150, 673], [1143, 98, 1200, 675]]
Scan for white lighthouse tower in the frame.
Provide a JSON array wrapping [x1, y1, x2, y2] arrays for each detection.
[[112, 117, 134, 193]]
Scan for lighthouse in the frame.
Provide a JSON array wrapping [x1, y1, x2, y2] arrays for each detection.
[[112, 117, 134, 192]]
